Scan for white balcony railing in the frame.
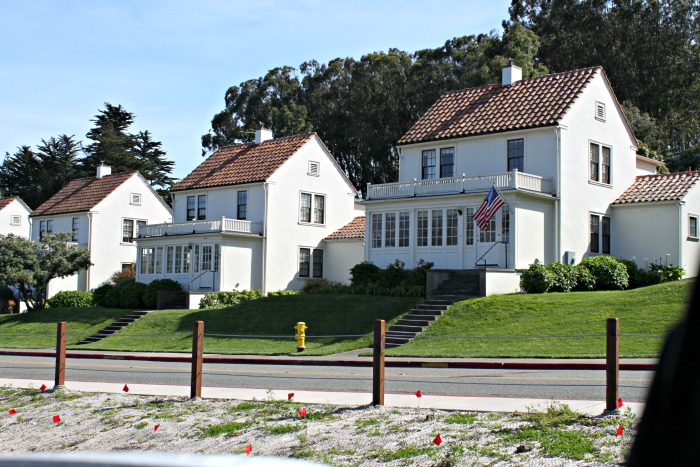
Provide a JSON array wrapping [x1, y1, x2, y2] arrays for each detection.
[[138, 217, 263, 238], [366, 171, 554, 200]]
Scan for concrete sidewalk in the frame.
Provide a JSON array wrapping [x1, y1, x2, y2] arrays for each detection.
[[0, 347, 658, 371], [0, 377, 645, 417]]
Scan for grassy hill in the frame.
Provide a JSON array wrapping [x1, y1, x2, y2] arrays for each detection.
[[387, 279, 693, 358]]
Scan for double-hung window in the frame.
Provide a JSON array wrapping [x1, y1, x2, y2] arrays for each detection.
[[299, 248, 323, 278], [440, 148, 454, 178], [431, 210, 443, 246], [300, 192, 325, 224], [422, 149, 436, 179], [10, 215, 20, 226], [501, 207, 510, 243], [197, 195, 207, 220], [46, 220, 53, 235], [237, 190, 247, 220], [123, 220, 134, 243], [590, 142, 611, 184], [416, 211, 428, 247], [508, 139, 524, 172], [71, 218, 79, 242], [690, 215, 699, 239], [590, 214, 611, 254], [186, 196, 195, 221]]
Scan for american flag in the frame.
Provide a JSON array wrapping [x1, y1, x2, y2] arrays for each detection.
[[473, 186, 506, 231]]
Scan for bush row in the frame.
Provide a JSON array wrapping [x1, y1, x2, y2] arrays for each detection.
[[47, 290, 94, 308], [94, 278, 182, 309], [520, 256, 684, 294], [301, 278, 425, 297]]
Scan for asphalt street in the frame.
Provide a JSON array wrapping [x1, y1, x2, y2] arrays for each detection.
[[0, 354, 653, 402]]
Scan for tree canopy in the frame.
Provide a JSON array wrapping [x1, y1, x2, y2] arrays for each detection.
[[0, 233, 92, 311]]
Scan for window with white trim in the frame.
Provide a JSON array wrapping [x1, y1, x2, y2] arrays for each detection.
[[71, 217, 79, 242], [237, 190, 247, 220], [193, 244, 200, 273], [431, 210, 443, 246], [479, 217, 496, 243], [595, 101, 606, 121], [589, 142, 611, 184], [590, 214, 611, 254], [10, 215, 20, 226], [299, 192, 325, 224], [501, 207, 510, 244], [507, 139, 524, 172], [174, 246, 183, 274], [166, 246, 174, 273], [202, 245, 212, 271], [155, 247, 163, 274], [689, 215, 698, 239], [398, 211, 410, 247], [417, 210, 428, 247], [299, 248, 324, 278], [422, 149, 436, 179], [446, 209, 459, 246], [384, 213, 396, 247], [186, 196, 195, 221], [465, 207, 475, 245], [440, 147, 454, 178], [371, 213, 382, 248], [197, 195, 207, 220], [122, 219, 146, 243], [39, 220, 53, 239], [130, 193, 142, 205]]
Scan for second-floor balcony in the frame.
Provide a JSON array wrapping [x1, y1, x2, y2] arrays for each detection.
[[138, 217, 263, 239], [365, 171, 554, 201]]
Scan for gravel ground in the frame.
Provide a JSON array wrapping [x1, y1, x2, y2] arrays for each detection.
[[0, 386, 636, 466]]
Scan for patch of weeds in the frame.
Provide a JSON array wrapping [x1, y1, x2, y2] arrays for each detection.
[[355, 417, 381, 427], [478, 445, 510, 461], [228, 401, 261, 413], [53, 391, 83, 401], [94, 408, 119, 416], [263, 423, 303, 435], [503, 426, 595, 460], [444, 412, 477, 425], [199, 421, 251, 438], [522, 402, 584, 427], [134, 422, 148, 429], [374, 445, 434, 462], [302, 410, 339, 422]]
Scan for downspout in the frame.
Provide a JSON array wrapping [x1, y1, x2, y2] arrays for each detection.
[[555, 126, 562, 263], [261, 182, 269, 296], [86, 212, 93, 291], [678, 201, 684, 269]]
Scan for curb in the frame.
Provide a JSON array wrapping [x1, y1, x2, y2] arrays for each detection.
[[0, 349, 657, 371]]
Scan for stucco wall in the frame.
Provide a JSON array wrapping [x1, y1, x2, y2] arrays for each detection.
[[0, 199, 31, 238], [323, 239, 364, 284], [171, 183, 265, 227], [514, 198, 553, 268]]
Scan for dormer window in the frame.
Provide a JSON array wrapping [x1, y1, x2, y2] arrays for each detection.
[[130, 193, 142, 205], [308, 161, 320, 176], [595, 101, 606, 122]]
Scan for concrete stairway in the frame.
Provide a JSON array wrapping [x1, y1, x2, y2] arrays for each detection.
[[77, 311, 148, 345], [384, 271, 482, 348]]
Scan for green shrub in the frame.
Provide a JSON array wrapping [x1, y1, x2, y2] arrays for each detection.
[[350, 261, 381, 287], [579, 256, 629, 290], [572, 264, 596, 291], [143, 279, 182, 309], [117, 281, 147, 309], [546, 262, 577, 292], [358, 284, 425, 297], [0, 285, 15, 300], [92, 283, 113, 306], [520, 260, 553, 293], [267, 290, 300, 297], [199, 290, 263, 309], [405, 259, 434, 287], [649, 263, 685, 282], [47, 290, 94, 308], [380, 260, 408, 288]]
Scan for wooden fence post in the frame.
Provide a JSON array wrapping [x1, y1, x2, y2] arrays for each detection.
[[372, 319, 385, 406], [191, 320, 204, 399], [54, 322, 67, 389], [606, 318, 620, 411]]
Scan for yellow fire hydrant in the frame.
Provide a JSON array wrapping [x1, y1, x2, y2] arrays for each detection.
[[294, 322, 307, 352]]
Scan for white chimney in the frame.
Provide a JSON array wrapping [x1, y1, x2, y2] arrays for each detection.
[[255, 127, 274, 144], [502, 59, 522, 86], [96, 164, 112, 179]]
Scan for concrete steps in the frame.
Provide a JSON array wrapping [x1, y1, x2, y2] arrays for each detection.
[[77, 311, 148, 345]]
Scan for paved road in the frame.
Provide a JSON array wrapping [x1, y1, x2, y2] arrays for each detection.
[[0, 354, 653, 402]]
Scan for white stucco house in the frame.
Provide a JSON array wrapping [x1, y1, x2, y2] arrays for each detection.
[[135, 130, 362, 303], [363, 62, 696, 291], [0, 197, 32, 238], [30, 166, 173, 296]]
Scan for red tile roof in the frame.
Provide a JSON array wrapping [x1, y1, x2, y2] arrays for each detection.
[[398, 67, 601, 145], [0, 197, 18, 211], [32, 172, 137, 216], [325, 216, 365, 240], [173, 134, 315, 191], [612, 171, 700, 205]]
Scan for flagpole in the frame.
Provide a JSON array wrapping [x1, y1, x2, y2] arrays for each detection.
[[491, 182, 512, 269]]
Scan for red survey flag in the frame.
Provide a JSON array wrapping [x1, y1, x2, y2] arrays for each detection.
[[9, 409, 17, 415], [433, 433, 443, 445], [40, 384, 47, 391], [244, 444, 252, 455], [298, 407, 307, 417], [53, 415, 61, 423], [154, 424, 160, 432], [287, 393, 294, 400], [415, 390, 422, 398], [123, 384, 129, 393], [616, 425, 623, 436], [617, 397, 623, 408]]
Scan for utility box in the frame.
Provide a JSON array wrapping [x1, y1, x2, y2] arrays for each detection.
[[564, 251, 576, 265]]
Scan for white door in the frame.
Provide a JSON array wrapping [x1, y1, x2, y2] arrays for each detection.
[[475, 213, 501, 267], [199, 244, 214, 289]]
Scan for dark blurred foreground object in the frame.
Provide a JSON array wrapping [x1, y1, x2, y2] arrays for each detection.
[[628, 275, 700, 466]]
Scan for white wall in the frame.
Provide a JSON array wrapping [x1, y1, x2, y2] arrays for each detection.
[[0, 199, 31, 238], [324, 239, 364, 284], [265, 136, 358, 292], [682, 185, 700, 277], [171, 183, 265, 226], [558, 71, 639, 264], [220, 236, 262, 291], [514, 198, 554, 268]]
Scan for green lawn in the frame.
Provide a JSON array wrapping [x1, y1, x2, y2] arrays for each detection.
[[0, 308, 133, 348], [387, 279, 693, 358], [79, 294, 419, 355]]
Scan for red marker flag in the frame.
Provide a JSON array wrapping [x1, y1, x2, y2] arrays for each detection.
[[298, 407, 307, 417], [433, 433, 443, 445], [53, 415, 61, 423], [415, 390, 422, 398], [9, 409, 17, 415], [287, 393, 294, 400], [244, 444, 252, 455], [40, 384, 47, 391], [616, 397, 623, 409], [616, 425, 623, 436], [123, 384, 129, 393], [154, 424, 160, 432]]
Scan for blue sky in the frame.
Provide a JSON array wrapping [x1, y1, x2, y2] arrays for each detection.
[[0, 0, 511, 180]]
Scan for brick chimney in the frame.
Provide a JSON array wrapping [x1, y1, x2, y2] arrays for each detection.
[[96, 164, 112, 178], [502, 59, 522, 86], [255, 127, 274, 144]]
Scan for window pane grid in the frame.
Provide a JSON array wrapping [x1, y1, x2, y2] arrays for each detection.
[[299, 248, 310, 277], [300, 193, 311, 223], [507, 139, 524, 172], [71, 218, 79, 242], [197, 195, 206, 220], [417, 211, 428, 247], [237, 191, 247, 220], [446, 209, 458, 246], [313, 195, 325, 224], [590, 215, 600, 253], [187, 196, 195, 221], [312, 250, 323, 278], [385, 213, 396, 247], [431, 210, 443, 246], [174, 246, 182, 274], [123, 219, 134, 243], [166, 246, 174, 274], [399, 212, 410, 247], [479, 217, 496, 243], [589, 143, 600, 181], [422, 150, 436, 179], [202, 245, 212, 271], [465, 208, 474, 245], [440, 148, 454, 178], [602, 147, 611, 184], [501, 207, 510, 243], [371, 214, 382, 248]]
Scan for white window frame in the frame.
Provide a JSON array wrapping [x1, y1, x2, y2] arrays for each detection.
[[689, 214, 699, 239], [122, 218, 147, 244], [299, 247, 323, 278], [590, 213, 611, 255], [10, 215, 21, 226], [589, 141, 612, 185], [71, 217, 79, 242], [299, 192, 325, 225], [595, 101, 606, 122], [308, 161, 320, 176], [130, 193, 142, 205]]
